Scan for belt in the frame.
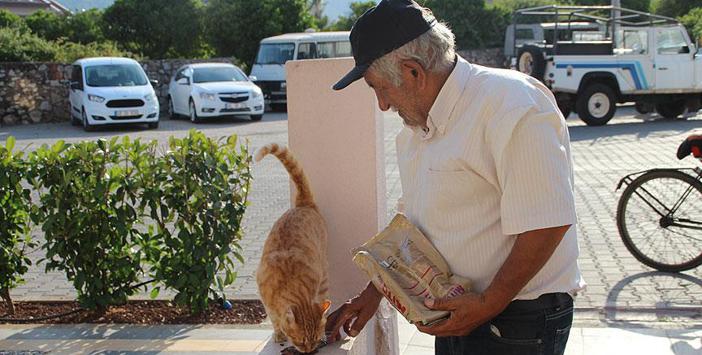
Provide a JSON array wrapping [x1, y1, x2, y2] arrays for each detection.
[[503, 292, 573, 313]]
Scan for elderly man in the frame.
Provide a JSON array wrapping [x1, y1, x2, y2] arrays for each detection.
[[326, 0, 585, 354]]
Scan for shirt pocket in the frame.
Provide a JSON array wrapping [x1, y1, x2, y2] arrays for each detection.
[[421, 169, 490, 233]]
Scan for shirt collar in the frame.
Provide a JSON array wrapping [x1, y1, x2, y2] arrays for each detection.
[[422, 56, 471, 139]]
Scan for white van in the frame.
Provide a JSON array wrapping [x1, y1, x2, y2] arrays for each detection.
[[69, 57, 159, 131], [250, 31, 350, 110]]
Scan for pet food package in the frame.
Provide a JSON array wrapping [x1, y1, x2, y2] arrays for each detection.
[[352, 214, 472, 326]]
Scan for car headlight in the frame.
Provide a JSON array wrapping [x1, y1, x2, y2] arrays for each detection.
[[88, 94, 105, 103], [199, 92, 216, 101], [251, 89, 262, 98], [144, 93, 157, 102]]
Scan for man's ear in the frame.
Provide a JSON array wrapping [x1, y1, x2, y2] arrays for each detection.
[[401, 60, 426, 88]]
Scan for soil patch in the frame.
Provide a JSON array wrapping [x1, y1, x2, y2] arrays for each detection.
[[0, 300, 267, 324]]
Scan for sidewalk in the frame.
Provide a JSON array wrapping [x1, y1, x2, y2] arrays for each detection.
[[1, 317, 700, 354]]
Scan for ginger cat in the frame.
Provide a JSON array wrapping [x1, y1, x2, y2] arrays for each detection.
[[255, 143, 331, 353]]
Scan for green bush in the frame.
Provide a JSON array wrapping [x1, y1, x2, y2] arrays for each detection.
[[680, 7, 702, 46], [27, 137, 155, 312], [0, 9, 26, 30], [0, 27, 57, 62], [54, 40, 131, 63], [0, 137, 35, 315], [25, 10, 67, 41], [141, 130, 252, 315]]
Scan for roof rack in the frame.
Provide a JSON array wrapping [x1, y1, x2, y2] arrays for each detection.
[[510, 5, 680, 57]]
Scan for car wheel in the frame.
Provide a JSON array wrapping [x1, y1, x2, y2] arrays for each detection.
[[635, 101, 653, 114], [576, 83, 617, 126], [656, 100, 686, 119], [148, 121, 159, 129], [82, 108, 95, 132], [250, 114, 263, 121], [516, 45, 546, 81], [189, 100, 200, 123], [168, 97, 178, 119]]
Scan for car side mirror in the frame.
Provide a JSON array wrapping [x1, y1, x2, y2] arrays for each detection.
[[249, 75, 257, 81], [70, 81, 81, 91], [177, 77, 190, 85], [150, 79, 159, 87]]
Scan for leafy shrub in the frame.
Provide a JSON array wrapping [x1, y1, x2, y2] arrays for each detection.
[[0, 9, 26, 30], [0, 27, 57, 62], [25, 10, 66, 41], [27, 137, 155, 312], [0, 137, 35, 315], [141, 130, 252, 315], [54, 40, 131, 63], [680, 7, 702, 46]]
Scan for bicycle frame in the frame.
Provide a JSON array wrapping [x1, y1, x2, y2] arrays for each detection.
[[616, 167, 702, 231]]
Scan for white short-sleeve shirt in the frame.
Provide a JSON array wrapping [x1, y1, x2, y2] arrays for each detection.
[[396, 56, 586, 300]]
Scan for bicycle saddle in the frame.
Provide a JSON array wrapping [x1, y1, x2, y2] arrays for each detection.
[[676, 135, 702, 159]]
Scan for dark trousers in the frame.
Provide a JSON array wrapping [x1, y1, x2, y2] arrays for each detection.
[[435, 293, 574, 355]]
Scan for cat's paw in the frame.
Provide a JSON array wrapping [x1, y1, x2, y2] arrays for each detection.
[[274, 331, 287, 343]]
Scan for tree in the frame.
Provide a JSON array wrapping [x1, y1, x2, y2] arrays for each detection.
[[651, 0, 699, 17], [0, 27, 57, 62], [420, 0, 511, 49], [25, 10, 67, 41], [680, 7, 702, 46], [65, 9, 105, 44], [0, 9, 27, 31], [329, 1, 377, 31], [103, 0, 208, 59], [206, 0, 315, 67]]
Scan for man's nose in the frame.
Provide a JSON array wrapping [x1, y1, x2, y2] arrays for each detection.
[[376, 95, 391, 111]]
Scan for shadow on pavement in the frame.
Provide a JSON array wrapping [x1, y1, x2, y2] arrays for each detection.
[[604, 271, 702, 325], [569, 116, 702, 142], [0, 113, 288, 142], [4, 324, 198, 354]]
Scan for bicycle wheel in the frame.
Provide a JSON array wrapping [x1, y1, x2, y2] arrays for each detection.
[[616, 169, 702, 272]]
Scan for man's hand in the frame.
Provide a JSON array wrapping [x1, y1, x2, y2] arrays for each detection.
[[325, 282, 383, 343], [415, 293, 504, 337]]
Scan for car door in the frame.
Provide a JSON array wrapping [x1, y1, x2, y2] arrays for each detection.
[[174, 67, 192, 113], [68, 64, 84, 117], [616, 28, 655, 92], [654, 27, 694, 92]]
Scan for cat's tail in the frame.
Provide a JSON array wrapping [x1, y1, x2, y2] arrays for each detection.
[[255, 143, 315, 208]]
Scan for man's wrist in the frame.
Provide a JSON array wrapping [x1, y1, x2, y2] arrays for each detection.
[[363, 281, 383, 301], [480, 286, 513, 315]]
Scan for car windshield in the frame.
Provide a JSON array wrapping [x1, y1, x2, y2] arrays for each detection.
[[85, 64, 148, 87], [192, 67, 247, 83], [254, 43, 295, 65]]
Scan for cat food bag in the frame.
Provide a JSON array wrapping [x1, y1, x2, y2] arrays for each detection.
[[352, 214, 472, 326]]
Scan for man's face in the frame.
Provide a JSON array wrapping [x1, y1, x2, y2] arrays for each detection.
[[363, 68, 427, 128]]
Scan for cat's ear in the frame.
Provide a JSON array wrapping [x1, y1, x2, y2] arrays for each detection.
[[286, 307, 296, 323], [320, 299, 331, 314]]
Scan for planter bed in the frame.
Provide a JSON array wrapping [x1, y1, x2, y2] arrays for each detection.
[[0, 300, 266, 324]]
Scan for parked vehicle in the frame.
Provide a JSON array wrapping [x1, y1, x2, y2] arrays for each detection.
[[69, 57, 160, 131], [508, 6, 702, 126], [167, 63, 264, 123], [250, 31, 351, 111], [504, 21, 605, 59]]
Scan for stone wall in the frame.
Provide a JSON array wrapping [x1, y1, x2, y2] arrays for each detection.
[[0, 49, 507, 126], [457, 47, 507, 69], [0, 58, 234, 126]]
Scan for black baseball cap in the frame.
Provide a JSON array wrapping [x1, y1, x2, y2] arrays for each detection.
[[332, 0, 436, 91]]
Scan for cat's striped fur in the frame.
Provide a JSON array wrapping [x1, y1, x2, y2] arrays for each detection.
[[255, 143, 331, 353]]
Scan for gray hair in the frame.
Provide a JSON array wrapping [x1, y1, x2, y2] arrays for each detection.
[[369, 20, 456, 87]]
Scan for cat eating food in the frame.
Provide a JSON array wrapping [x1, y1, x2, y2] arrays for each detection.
[[255, 143, 331, 354]]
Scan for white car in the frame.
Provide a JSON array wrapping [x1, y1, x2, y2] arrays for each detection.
[[167, 63, 264, 122], [69, 57, 160, 131]]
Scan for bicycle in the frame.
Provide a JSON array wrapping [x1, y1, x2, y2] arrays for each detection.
[[615, 136, 702, 272]]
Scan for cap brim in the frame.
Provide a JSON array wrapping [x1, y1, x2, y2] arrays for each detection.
[[332, 64, 370, 91]]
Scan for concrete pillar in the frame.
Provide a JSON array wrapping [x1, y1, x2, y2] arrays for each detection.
[[259, 57, 399, 355]]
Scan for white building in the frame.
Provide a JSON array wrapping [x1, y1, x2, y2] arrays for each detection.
[[0, 0, 71, 17]]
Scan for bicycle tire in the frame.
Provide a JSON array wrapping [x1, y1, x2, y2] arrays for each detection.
[[616, 169, 702, 272]]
